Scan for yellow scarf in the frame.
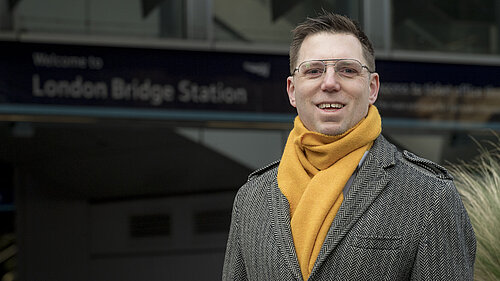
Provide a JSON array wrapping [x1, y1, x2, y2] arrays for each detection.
[[277, 105, 381, 280]]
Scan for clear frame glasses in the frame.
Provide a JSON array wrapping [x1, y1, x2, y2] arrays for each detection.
[[292, 59, 374, 79]]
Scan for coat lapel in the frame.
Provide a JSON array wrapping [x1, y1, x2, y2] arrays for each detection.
[[311, 135, 396, 276], [271, 175, 304, 281]]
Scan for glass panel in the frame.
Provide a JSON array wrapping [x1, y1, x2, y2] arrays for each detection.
[[13, 0, 87, 33], [10, 0, 163, 38], [89, 0, 160, 37], [392, 0, 499, 54], [213, 0, 362, 44]]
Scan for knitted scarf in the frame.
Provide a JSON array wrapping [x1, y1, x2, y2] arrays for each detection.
[[277, 105, 382, 280]]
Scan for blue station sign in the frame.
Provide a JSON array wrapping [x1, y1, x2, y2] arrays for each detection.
[[1, 40, 500, 130]]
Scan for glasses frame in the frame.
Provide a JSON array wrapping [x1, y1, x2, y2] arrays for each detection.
[[292, 58, 375, 78]]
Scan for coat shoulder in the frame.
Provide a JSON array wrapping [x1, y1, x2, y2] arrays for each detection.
[[247, 160, 280, 181], [373, 135, 453, 182], [234, 160, 279, 201], [399, 150, 453, 181]]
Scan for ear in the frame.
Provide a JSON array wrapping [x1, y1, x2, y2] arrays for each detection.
[[368, 73, 380, 104], [287, 76, 297, 107]]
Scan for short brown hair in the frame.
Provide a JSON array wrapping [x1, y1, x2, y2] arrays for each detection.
[[289, 12, 375, 74]]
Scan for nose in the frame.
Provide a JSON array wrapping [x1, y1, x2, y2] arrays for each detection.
[[320, 65, 341, 92]]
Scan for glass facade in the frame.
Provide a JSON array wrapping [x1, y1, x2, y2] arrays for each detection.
[[3, 0, 500, 56]]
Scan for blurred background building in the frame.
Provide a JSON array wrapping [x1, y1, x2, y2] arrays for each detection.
[[0, 0, 500, 280]]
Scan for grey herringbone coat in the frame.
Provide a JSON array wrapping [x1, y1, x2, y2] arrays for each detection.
[[222, 135, 476, 281]]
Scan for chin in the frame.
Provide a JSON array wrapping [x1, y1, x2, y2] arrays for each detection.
[[317, 125, 345, 136]]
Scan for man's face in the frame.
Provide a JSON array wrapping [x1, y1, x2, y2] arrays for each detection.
[[286, 32, 379, 136]]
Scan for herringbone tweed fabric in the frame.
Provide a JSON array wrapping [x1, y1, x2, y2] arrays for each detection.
[[222, 135, 476, 281]]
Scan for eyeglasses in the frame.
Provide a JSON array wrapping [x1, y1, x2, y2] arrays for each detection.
[[292, 59, 374, 79]]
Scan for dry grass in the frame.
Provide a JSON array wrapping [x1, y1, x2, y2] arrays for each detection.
[[447, 138, 500, 281]]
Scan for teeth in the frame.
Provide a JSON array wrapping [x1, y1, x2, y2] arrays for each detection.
[[318, 103, 343, 109]]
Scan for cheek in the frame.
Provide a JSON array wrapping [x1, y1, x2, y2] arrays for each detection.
[[295, 83, 315, 99], [350, 83, 371, 102], [291, 87, 304, 106]]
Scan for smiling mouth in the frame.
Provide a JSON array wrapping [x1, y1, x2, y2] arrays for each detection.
[[318, 103, 344, 110]]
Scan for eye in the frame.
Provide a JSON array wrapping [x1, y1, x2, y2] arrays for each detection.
[[299, 62, 325, 78], [336, 64, 361, 78], [339, 67, 359, 74], [304, 67, 324, 75]]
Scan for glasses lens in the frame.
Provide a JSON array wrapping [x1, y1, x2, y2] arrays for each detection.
[[335, 59, 363, 78], [298, 61, 325, 78]]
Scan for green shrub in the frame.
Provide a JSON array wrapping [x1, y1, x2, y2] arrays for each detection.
[[448, 139, 500, 281]]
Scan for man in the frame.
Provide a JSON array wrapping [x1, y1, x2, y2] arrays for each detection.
[[222, 12, 476, 281]]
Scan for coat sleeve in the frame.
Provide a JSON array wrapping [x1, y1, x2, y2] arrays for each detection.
[[222, 191, 248, 281], [411, 180, 476, 280]]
